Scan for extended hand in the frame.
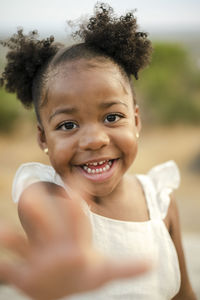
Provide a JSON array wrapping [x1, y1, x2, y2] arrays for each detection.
[[0, 183, 151, 300]]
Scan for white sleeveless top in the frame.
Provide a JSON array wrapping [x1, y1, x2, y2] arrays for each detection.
[[12, 161, 181, 300]]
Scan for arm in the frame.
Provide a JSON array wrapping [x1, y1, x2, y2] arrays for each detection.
[[0, 181, 151, 300], [166, 195, 197, 300]]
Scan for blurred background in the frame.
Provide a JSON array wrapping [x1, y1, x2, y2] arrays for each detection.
[[0, 0, 200, 299]]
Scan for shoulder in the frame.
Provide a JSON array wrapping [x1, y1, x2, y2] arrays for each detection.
[[148, 160, 180, 191], [147, 160, 181, 219], [12, 162, 63, 203]]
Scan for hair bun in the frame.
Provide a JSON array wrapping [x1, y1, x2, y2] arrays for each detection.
[[0, 29, 59, 107], [75, 2, 152, 79]]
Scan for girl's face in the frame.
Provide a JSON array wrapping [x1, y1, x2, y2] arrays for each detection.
[[38, 60, 141, 197]]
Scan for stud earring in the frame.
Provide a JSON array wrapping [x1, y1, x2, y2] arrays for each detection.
[[136, 132, 139, 139], [44, 148, 49, 154]]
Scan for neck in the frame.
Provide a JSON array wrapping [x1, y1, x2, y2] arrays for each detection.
[[89, 175, 130, 208]]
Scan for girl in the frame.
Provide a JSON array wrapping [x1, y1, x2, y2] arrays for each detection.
[[0, 3, 196, 300]]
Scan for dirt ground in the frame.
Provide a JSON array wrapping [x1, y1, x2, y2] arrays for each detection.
[[0, 122, 199, 298]]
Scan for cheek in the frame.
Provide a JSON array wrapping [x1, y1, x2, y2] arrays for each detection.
[[115, 128, 138, 162], [47, 136, 75, 172], [123, 131, 138, 160]]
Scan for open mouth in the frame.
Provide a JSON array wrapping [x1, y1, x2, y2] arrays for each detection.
[[77, 158, 119, 182], [81, 159, 115, 174]]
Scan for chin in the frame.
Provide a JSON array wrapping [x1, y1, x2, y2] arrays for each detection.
[[84, 180, 119, 199]]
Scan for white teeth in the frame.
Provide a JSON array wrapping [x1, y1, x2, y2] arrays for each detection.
[[82, 160, 114, 174]]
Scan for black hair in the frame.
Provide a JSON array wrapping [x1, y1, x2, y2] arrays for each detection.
[[0, 2, 152, 123]]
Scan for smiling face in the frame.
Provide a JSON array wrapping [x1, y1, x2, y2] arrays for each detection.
[[38, 59, 141, 198]]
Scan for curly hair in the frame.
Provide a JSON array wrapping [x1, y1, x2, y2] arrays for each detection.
[[76, 3, 152, 79], [0, 2, 152, 122]]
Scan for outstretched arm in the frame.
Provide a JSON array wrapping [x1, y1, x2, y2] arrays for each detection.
[[0, 182, 151, 300]]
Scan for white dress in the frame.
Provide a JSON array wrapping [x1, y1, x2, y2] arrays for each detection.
[[12, 161, 181, 300]]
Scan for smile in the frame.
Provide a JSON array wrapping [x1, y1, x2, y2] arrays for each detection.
[[78, 159, 118, 182], [83, 160, 113, 174]]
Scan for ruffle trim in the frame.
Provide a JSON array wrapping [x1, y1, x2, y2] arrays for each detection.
[[148, 160, 180, 219]]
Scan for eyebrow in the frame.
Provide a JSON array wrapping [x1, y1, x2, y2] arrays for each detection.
[[99, 101, 128, 109], [48, 101, 128, 123], [48, 107, 78, 123]]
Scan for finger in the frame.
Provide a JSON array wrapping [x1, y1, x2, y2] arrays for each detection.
[[93, 256, 153, 288], [56, 187, 92, 245], [0, 227, 30, 258]]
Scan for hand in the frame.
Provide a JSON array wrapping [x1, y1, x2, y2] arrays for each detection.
[[0, 184, 151, 300]]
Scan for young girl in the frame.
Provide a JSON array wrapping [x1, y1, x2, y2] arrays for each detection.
[[0, 3, 196, 300]]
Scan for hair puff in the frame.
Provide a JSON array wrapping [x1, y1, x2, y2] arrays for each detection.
[[0, 29, 60, 107], [75, 2, 152, 79]]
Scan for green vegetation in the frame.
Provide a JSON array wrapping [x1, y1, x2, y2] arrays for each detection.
[[0, 88, 22, 132], [0, 87, 35, 132], [0, 42, 200, 132], [135, 43, 200, 124]]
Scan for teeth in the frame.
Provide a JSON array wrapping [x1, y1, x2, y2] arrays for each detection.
[[82, 160, 113, 174], [85, 160, 107, 166]]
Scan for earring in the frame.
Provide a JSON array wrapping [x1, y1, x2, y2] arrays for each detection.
[[44, 148, 49, 154], [136, 132, 139, 139]]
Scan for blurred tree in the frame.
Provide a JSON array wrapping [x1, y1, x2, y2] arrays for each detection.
[[134, 43, 200, 124], [0, 42, 200, 133], [0, 88, 22, 132]]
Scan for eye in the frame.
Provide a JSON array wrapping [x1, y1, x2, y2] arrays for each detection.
[[57, 121, 79, 131], [104, 113, 123, 123]]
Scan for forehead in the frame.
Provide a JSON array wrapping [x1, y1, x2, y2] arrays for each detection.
[[43, 59, 133, 110]]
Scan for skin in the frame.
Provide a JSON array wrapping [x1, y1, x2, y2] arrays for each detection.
[[0, 58, 196, 299], [38, 60, 144, 212], [0, 183, 151, 300]]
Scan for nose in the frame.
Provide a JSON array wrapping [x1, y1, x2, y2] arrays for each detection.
[[79, 125, 110, 151]]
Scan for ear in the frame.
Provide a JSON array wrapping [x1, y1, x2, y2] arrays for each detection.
[[37, 123, 48, 151], [134, 105, 142, 133]]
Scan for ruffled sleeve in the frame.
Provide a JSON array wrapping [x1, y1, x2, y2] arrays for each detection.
[[147, 160, 180, 219], [12, 162, 64, 203]]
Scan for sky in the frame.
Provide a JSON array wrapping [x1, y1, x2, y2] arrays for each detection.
[[0, 0, 200, 38]]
